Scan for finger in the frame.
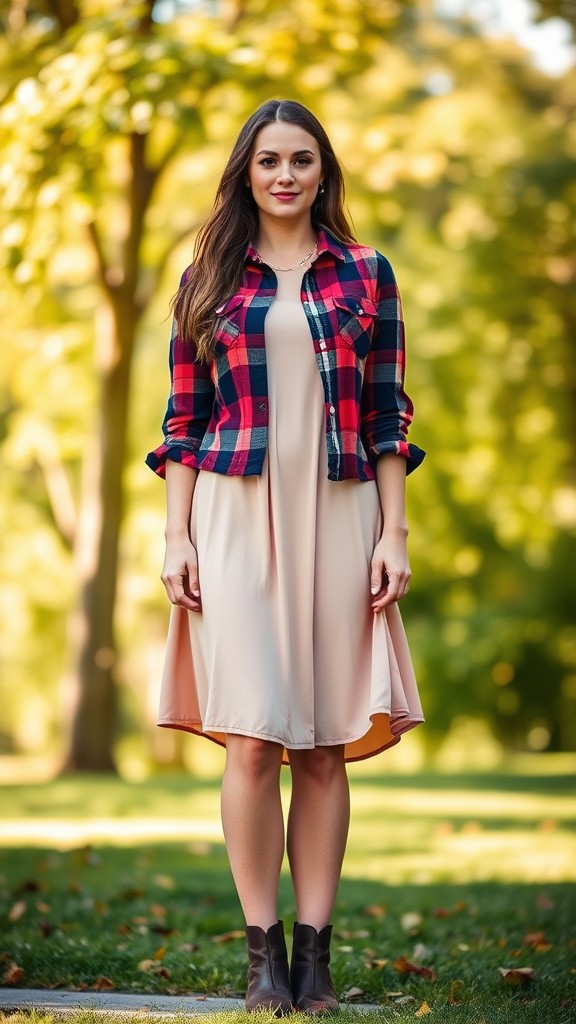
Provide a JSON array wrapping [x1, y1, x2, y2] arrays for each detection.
[[372, 570, 401, 610], [370, 559, 385, 596], [163, 573, 197, 611]]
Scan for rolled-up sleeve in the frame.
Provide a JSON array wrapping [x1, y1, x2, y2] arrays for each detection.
[[145, 273, 215, 479], [360, 253, 425, 475]]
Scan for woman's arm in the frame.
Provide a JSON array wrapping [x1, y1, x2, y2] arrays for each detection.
[[370, 453, 411, 612], [161, 460, 202, 611]]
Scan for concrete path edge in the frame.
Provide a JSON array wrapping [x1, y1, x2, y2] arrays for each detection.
[[0, 988, 382, 1017]]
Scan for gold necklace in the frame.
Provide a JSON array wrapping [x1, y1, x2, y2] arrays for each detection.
[[256, 243, 318, 273]]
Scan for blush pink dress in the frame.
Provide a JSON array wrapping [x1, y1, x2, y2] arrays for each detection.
[[158, 265, 424, 763]]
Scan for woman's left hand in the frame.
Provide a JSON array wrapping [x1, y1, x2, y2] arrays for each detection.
[[370, 530, 411, 612]]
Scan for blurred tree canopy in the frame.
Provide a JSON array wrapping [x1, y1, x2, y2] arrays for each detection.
[[0, 0, 575, 770]]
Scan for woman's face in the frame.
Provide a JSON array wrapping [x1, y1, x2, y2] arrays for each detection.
[[246, 121, 323, 223]]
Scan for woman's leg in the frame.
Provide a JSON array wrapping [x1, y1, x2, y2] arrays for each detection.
[[286, 745, 350, 929], [221, 734, 285, 929]]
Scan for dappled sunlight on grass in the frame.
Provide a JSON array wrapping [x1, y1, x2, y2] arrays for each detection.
[[0, 763, 574, 885]]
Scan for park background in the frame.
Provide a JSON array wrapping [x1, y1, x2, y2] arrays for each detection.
[[1, 1, 576, 1019], [1, 0, 575, 773]]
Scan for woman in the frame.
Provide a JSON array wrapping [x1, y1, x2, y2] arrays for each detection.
[[146, 99, 425, 1016]]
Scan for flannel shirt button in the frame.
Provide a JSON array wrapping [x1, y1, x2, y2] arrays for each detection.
[[357, 304, 364, 314], [320, 341, 326, 350], [259, 402, 267, 413], [329, 405, 336, 415]]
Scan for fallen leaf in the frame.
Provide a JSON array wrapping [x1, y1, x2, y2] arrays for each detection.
[[3, 962, 24, 985], [92, 977, 115, 991], [36, 902, 51, 913], [454, 901, 468, 913], [94, 900, 107, 915], [415, 1001, 432, 1016], [365, 958, 388, 970], [16, 879, 41, 893], [211, 930, 245, 943], [498, 967, 535, 986], [391, 995, 416, 1005], [432, 907, 451, 918], [117, 923, 132, 934], [337, 945, 353, 953], [150, 904, 167, 918], [179, 942, 200, 953], [153, 946, 167, 961], [401, 912, 423, 933], [413, 943, 433, 961], [535, 943, 553, 953], [335, 929, 370, 940], [364, 904, 387, 918], [153, 874, 176, 890], [524, 931, 546, 947], [156, 967, 171, 978], [120, 888, 144, 902], [38, 919, 53, 937], [138, 959, 156, 972], [8, 900, 27, 922], [151, 924, 177, 936], [449, 979, 463, 1005], [536, 893, 555, 910], [342, 986, 364, 1000], [393, 956, 436, 981]]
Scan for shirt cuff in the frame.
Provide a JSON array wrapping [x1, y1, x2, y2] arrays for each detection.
[[368, 439, 426, 475], [145, 439, 203, 479]]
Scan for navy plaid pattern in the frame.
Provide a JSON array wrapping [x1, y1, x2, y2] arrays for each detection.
[[146, 229, 425, 481]]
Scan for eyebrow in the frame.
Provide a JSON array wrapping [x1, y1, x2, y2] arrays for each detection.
[[255, 149, 316, 157]]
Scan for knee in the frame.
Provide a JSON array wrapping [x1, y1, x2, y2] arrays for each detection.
[[226, 736, 283, 782], [291, 745, 346, 786]]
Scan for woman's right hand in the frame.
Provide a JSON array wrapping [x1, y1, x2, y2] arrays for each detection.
[[161, 537, 202, 612]]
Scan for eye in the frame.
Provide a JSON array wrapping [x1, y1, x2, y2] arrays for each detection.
[[259, 157, 276, 167]]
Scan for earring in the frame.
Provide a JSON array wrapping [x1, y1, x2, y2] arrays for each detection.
[[318, 182, 325, 195]]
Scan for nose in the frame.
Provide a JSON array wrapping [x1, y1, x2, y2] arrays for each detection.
[[277, 162, 295, 184]]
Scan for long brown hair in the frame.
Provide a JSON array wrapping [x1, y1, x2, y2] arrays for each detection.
[[173, 99, 356, 362]]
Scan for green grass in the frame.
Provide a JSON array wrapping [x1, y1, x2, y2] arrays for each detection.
[[1, 764, 575, 1021]]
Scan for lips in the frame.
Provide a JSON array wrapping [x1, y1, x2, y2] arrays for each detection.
[[272, 192, 299, 199]]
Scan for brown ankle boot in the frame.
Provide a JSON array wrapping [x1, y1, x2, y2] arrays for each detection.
[[245, 920, 294, 1016], [290, 922, 339, 1014]]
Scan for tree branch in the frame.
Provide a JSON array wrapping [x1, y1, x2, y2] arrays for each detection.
[[86, 219, 114, 298], [42, 0, 79, 32], [135, 220, 201, 316], [34, 429, 77, 549]]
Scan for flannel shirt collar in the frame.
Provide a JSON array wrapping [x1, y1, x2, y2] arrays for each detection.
[[245, 227, 348, 266]]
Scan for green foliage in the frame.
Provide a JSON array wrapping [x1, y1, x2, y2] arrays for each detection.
[[0, 0, 575, 759]]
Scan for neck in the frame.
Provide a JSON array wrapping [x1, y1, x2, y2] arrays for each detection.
[[255, 214, 317, 259]]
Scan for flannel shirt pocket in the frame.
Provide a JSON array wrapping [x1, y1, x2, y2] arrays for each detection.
[[333, 294, 378, 358], [214, 294, 244, 355]]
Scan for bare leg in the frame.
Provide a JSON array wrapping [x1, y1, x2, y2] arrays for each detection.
[[286, 745, 350, 929], [221, 735, 285, 930]]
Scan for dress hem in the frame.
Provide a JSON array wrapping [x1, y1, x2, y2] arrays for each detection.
[[157, 709, 425, 764]]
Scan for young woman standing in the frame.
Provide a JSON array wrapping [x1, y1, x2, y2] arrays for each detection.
[[147, 99, 425, 1016]]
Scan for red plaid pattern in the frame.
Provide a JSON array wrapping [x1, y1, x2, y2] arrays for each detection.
[[146, 229, 425, 481]]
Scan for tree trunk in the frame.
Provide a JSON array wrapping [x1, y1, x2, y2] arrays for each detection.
[[64, 293, 137, 771], [62, 126, 156, 772]]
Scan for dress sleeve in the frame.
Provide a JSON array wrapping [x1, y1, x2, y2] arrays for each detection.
[[360, 252, 426, 475], [145, 271, 215, 479]]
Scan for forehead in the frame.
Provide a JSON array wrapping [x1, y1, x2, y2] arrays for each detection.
[[252, 121, 320, 155]]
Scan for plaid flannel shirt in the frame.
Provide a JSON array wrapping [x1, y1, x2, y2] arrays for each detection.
[[146, 228, 425, 482]]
